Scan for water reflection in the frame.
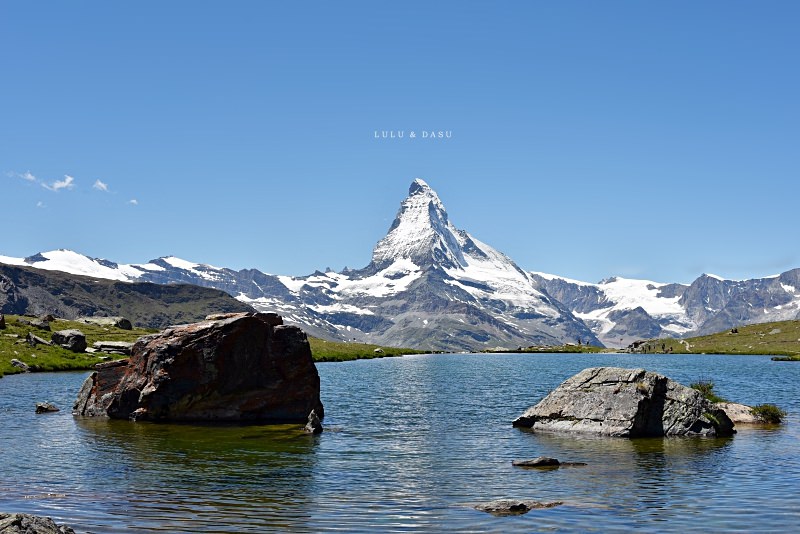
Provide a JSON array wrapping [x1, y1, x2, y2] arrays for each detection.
[[71, 417, 320, 532], [2, 354, 800, 532]]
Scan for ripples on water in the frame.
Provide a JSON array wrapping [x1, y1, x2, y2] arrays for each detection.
[[1, 353, 798, 532]]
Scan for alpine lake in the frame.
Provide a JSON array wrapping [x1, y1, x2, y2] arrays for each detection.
[[2, 352, 798, 533]]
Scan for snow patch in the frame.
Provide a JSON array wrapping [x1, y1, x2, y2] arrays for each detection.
[[335, 258, 422, 297], [132, 262, 166, 272], [0, 255, 26, 266], [162, 256, 200, 270], [21, 250, 133, 281], [531, 271, 593, 286], [277, 276, 308, 293], [597, 277, 685, 316], [309, 303, 375, 315]]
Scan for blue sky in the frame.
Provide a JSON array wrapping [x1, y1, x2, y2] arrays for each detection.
[[2, 2, 798, 283]]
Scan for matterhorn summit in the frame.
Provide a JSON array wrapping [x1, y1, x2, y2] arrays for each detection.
[[267, 178, 602, 350], [371, 178, 468, 270]]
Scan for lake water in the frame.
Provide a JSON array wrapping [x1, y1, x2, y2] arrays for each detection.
[[1, 353, 799, 532]]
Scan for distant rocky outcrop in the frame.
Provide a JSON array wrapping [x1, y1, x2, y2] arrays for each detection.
[[91, 341, 134, 355], [73, 312, 323, 424], [30, 318, 51, 331], [26, 332, 51, 347], [78, 316, 132, 330], [51, 329, 87, 353], [513, 367, 734, 437], [0, 513, 75, 534]]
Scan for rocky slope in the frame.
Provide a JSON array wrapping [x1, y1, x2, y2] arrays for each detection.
[[0, 264, 253, 328], [532, 271, 800, 347]]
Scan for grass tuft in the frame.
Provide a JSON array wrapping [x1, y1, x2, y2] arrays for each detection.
[[750, 404, 787, 424], [690, 380, 728, 403]]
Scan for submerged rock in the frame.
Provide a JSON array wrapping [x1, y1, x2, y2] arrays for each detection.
[[512, 457, 587, 468], [0, 513, 75, 534], [512, 457, 561, 468], [73, 312, 324, 425], [474, 499, 563, 516], [513, 367, 734, 437]]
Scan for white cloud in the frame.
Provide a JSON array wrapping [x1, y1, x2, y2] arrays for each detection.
[[43, 175, 76, 192], [7, 170, 37, 182], [36, 201, 46, 208], [128, 199, 139, 205], [93, 179, 110, 192]]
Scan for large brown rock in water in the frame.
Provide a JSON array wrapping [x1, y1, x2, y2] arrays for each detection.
[[73, 312, 323, 423], [513, 367, 734, 437]]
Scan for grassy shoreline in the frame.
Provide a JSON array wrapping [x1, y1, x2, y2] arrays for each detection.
[[628, 319, 800, 358], [0, 315, 153, 377], [4, 315, 799, 378], [0, 314, 427, 376], [308, 337, 428, 362]]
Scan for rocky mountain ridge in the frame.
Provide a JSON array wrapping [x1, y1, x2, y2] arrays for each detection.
[[532, 270, 800, 347], [0, 263, 254, 329], [3, 179, 798, 348]]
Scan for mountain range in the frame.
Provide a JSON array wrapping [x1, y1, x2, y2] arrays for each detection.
[[3, 179, 799, 350]]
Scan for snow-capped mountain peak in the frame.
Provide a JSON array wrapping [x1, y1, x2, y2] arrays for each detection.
[[371, 178, 468, 270]]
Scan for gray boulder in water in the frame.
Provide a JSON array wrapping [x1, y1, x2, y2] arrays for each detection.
[[513, 367, 734, 437], [73, 312, 324, 425]]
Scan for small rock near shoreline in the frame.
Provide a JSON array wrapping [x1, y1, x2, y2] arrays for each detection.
[[0, 512, 76, 534]]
